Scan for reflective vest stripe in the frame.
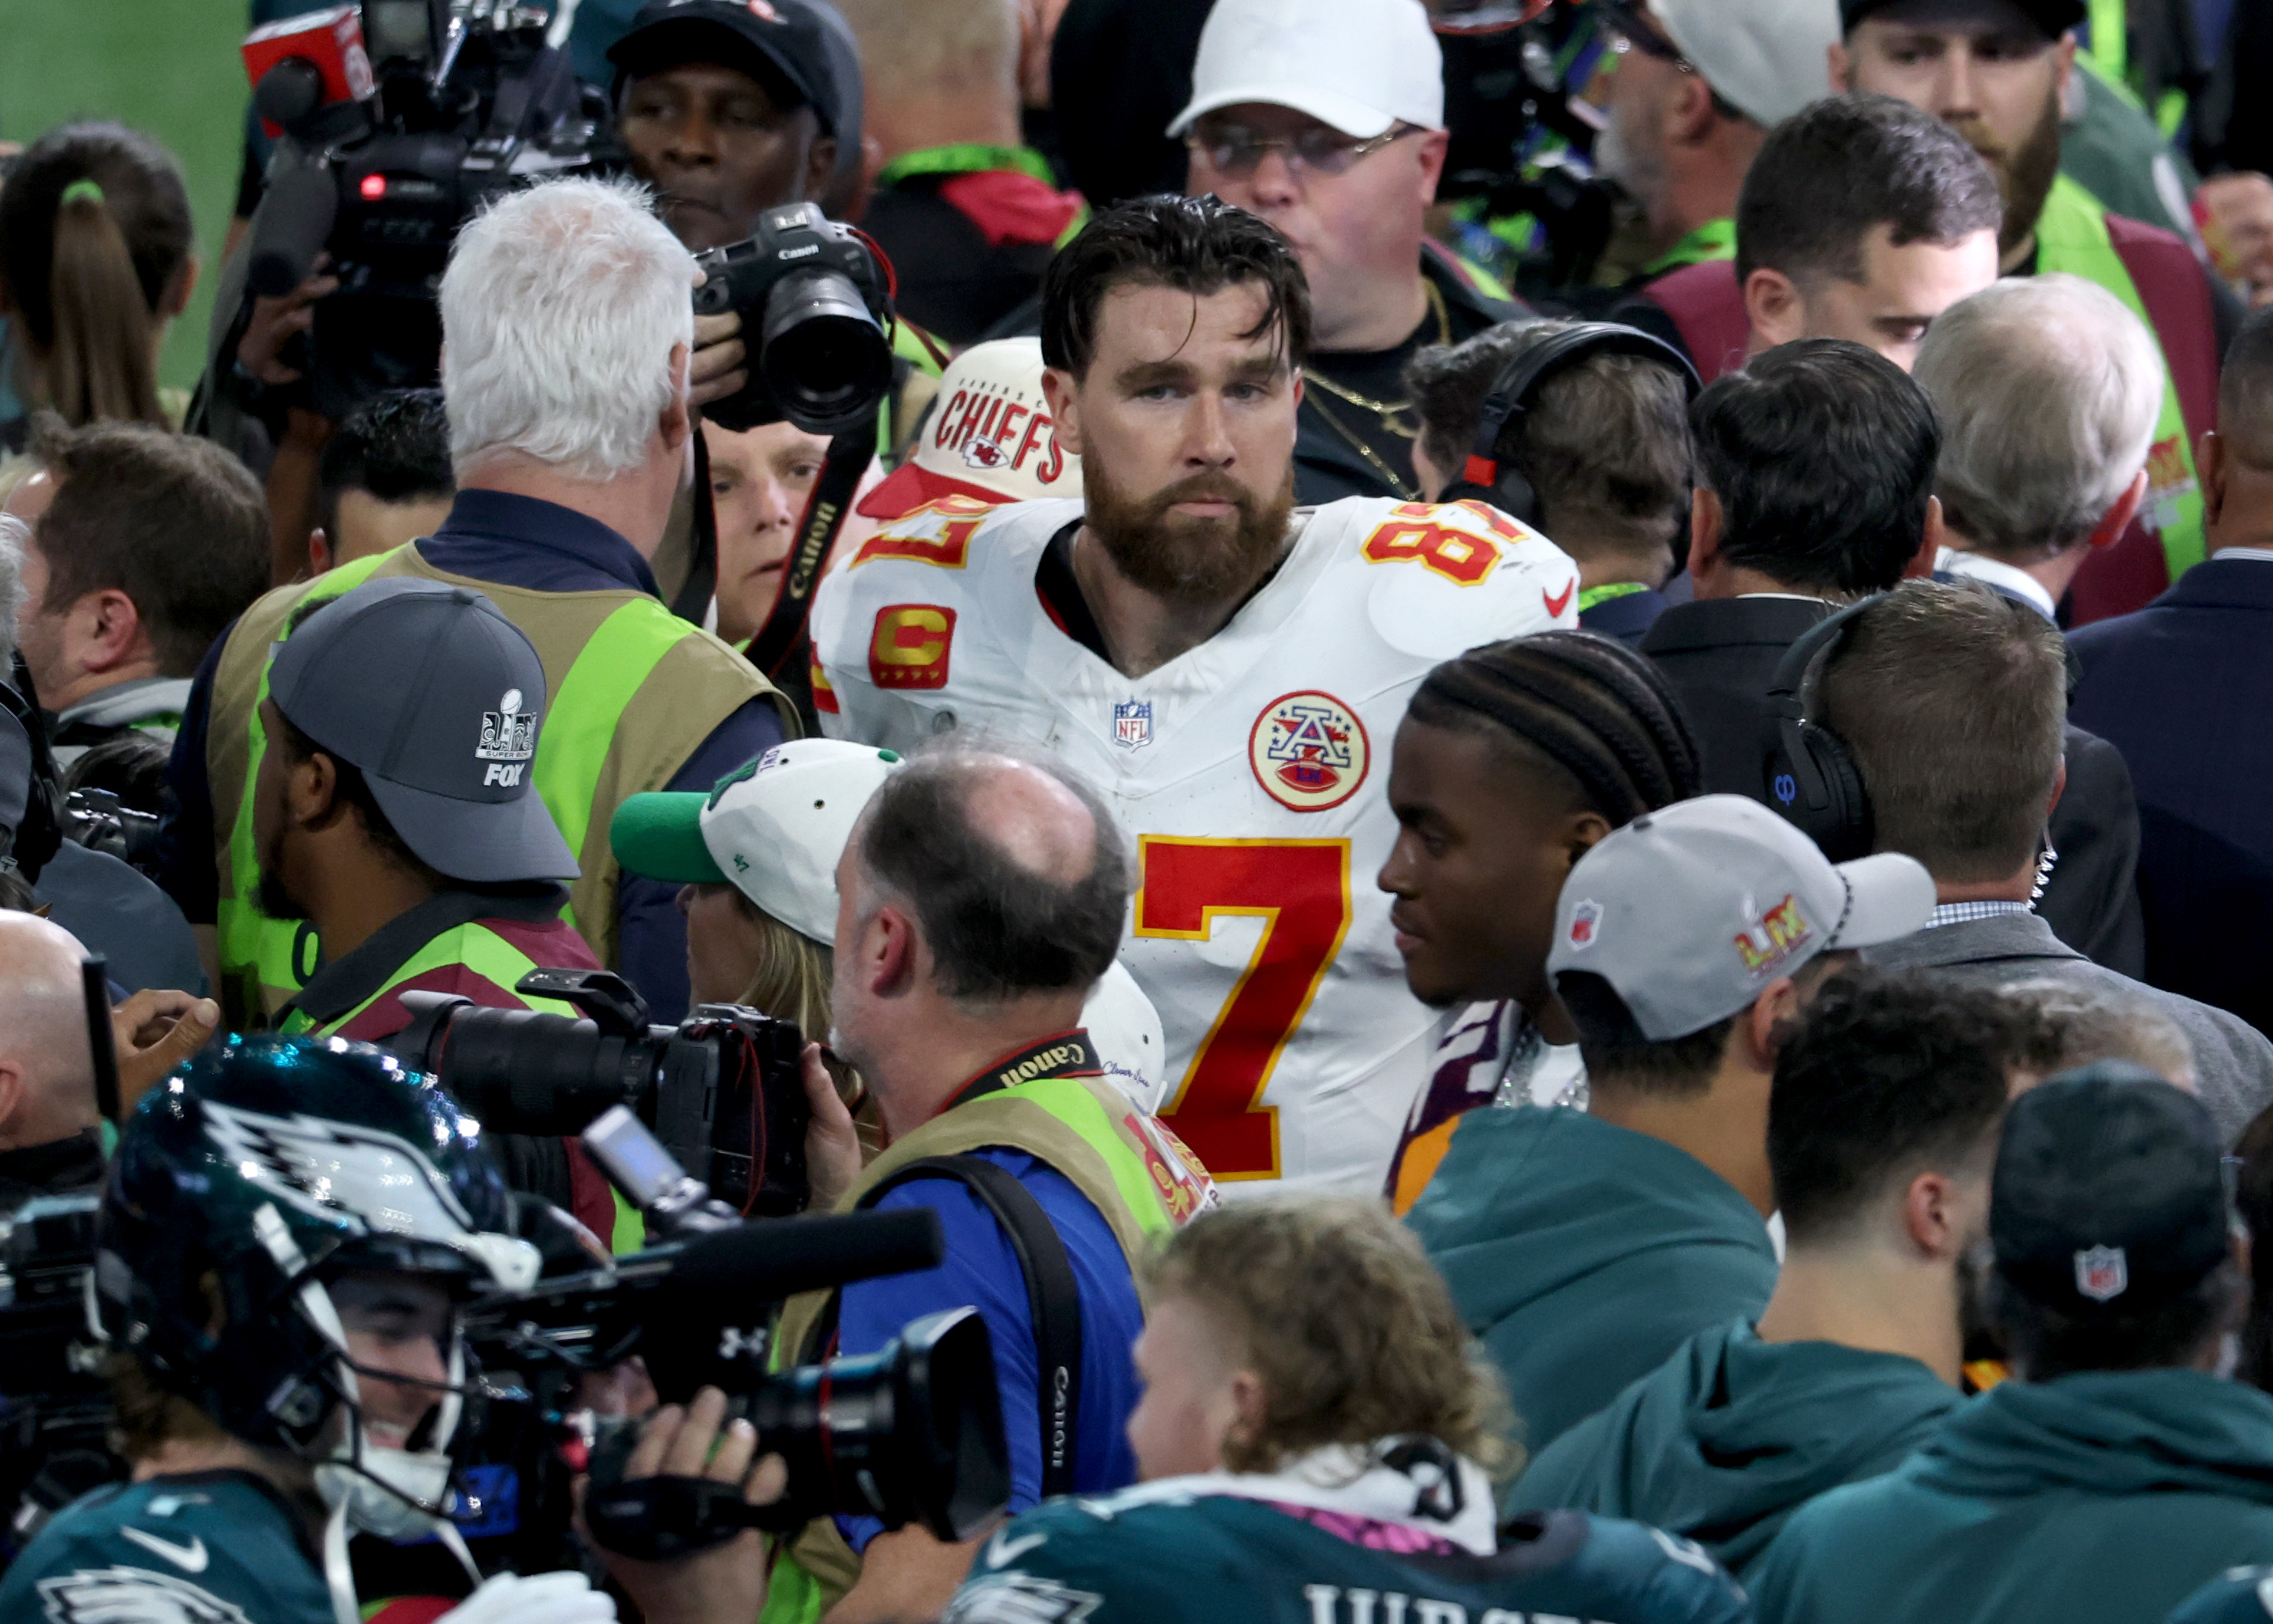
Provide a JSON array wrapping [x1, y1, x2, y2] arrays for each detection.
[[533, 600, 696, 901], [216, 553, 394, 1014], [2035, 172, 2206, 583], [276, 921, 578, 1036], [758, 1074, 1210, 1624]]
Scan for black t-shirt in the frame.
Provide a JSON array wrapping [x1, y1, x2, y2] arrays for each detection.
[[1301, 322, 1433, 503]]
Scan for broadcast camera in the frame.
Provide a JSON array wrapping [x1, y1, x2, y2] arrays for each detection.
[[0, 997, 1010, 1578], [233, 0, 615, 418], [390, 966, 813, 1217]]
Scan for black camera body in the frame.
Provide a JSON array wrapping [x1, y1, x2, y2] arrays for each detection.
[[391, 968, 811, 1217], [242, 3, 614, 419], [0, 1194, 123, 1564], [691, 203, 895, 437]]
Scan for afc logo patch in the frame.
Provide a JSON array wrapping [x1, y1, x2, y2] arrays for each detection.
[[1249, 690, 1369, 812], [869, 604, 958, 690]]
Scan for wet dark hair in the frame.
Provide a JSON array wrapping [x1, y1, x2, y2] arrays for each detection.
[[318, 388, 455, 537], [1041, 193, 1312, 379]]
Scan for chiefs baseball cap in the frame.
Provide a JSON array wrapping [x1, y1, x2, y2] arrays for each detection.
[[1840, 0, 2084, 37], [1991, 1061, 2232, 1312], [267, 578, 577, 886], [857, 338, 1085, 520], [1547, 794, 1934, 1041], [1167, 0, 1444, 140], [609, 0, 850, 137]]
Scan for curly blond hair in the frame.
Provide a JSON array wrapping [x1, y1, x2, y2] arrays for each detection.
[[1144, 1195, 1517, 1477]]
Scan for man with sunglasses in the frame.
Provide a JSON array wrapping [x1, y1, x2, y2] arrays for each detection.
[[1170, 0, 1519, 505]]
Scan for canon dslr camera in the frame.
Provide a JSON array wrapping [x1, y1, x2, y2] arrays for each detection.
[[692, 203, 895, 437]]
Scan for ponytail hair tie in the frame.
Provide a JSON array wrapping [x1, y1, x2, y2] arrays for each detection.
[[60, 178, 106, 208]]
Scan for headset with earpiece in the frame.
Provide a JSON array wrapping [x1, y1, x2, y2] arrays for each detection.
[[1761, 595, 1883, 863], [1434, 322, 1703, 528]]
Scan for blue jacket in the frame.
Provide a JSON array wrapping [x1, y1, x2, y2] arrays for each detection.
[[2070, 558, 2273, 1032]]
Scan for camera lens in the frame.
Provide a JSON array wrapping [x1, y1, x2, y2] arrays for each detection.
[[746, 1306, 1008, 1541], [759, 268, 894, 437], [399, 1006, 660, 1135]]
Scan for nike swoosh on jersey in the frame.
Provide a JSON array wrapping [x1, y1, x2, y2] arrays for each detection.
[[986, 1528, 1050, 1569], [119, 1526, 209, 1572]]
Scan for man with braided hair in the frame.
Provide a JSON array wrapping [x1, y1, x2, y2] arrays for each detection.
[[1406, 795, 1935, 1454], [1376, 630, 1703, 1211]]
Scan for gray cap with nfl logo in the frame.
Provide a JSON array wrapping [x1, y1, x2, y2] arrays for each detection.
[[1547, 794, 1935, 1041], [267, 577, 576, 885]]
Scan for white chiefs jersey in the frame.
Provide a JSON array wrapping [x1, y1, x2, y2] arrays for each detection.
[[811, 492, 1579, 1193]]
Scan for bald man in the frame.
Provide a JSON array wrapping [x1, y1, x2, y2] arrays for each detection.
[[0, 913, 215, 1207], [744, 745, 1210, 1624]]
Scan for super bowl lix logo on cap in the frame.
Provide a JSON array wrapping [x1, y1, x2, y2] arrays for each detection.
[[477, 687, 537, 788], [1249, 691, 1369, 812], [2075, 1243, 2129, 1302]]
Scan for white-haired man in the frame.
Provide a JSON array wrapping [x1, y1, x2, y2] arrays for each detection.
[[170, 177, 792, 1035]]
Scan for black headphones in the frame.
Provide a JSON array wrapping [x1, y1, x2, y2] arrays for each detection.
[[1435, 322, 1703, 528], [1762, 596, 1881, 863]]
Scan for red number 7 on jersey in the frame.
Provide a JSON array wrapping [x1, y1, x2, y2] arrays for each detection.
[[1135, 838, 1353, 1180]]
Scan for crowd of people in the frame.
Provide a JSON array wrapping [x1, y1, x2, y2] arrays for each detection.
[[6, 0, 2273, 1620]]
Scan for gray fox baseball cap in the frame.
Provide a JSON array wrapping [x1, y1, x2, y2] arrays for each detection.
[[267, 577, 578, 885], [1547, 794, 1934, 1041]]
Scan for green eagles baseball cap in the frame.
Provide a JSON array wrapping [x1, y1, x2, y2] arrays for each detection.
[[611, 740, 901, 945]]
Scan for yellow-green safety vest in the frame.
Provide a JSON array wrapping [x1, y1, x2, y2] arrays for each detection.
[[210, 547, 787, 1026], [758, 1072, 1212, 1624]]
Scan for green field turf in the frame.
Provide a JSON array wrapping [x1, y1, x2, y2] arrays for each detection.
[[1, 0, 258, 391]]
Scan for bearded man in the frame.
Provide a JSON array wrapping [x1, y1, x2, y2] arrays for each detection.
[[810, 194, 1580, 1196], [1833, 0, 2236, 621]]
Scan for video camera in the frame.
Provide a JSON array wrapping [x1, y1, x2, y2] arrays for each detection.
[[0, 980, 1010, 1577], [233, 0, 614, 418], [391, 966, 813, 1217]]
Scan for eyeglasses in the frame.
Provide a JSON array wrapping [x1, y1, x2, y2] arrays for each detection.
[[1185, 122, 1416, 180]]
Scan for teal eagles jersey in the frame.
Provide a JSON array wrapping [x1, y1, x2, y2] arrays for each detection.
[[0, 1470, 333, 1624], [942, 1488, 1754, 1624]]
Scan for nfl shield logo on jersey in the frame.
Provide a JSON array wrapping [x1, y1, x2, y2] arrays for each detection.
[[1113, 700, 1153, 750], [2075, 1244, 2129, 1301], [1249, 690, 1370, 812]]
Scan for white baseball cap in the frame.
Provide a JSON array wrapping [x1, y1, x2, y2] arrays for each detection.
[[1652, 0, 1842, 129], [1167, 0, 1445, 141], [856, 338, 1083, 521], [1083, 961, 1171, 1113], [611, 739, 901, 945]]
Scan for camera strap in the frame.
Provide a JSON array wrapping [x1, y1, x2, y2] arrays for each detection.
[[856, 1155, 1084, 1500], [746, 429, 876, 681]]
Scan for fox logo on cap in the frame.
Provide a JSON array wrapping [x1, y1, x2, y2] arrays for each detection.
[[477, 687, 537, 787]]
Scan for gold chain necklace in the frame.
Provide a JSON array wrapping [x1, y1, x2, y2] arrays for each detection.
[[1300, 282, 1453, 501]]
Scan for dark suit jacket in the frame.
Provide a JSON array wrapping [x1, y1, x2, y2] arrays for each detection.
[[1867, 912, 2273, 1142], [1642, 595, 2147, 975], [2071, 559, 2273, 1034]]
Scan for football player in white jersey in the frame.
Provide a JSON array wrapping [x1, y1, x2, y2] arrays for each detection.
[[811, 195, 1578, 1194]]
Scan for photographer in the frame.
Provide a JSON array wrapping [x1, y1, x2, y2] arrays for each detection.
[[0, 1035, 615, 1624], [6, 419, 268, 769], [169, 175, 793, 1030], [945, 1196, 1751, 1624], [755, 744, 1212, 1624], [250, 576, 619, 1240]]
